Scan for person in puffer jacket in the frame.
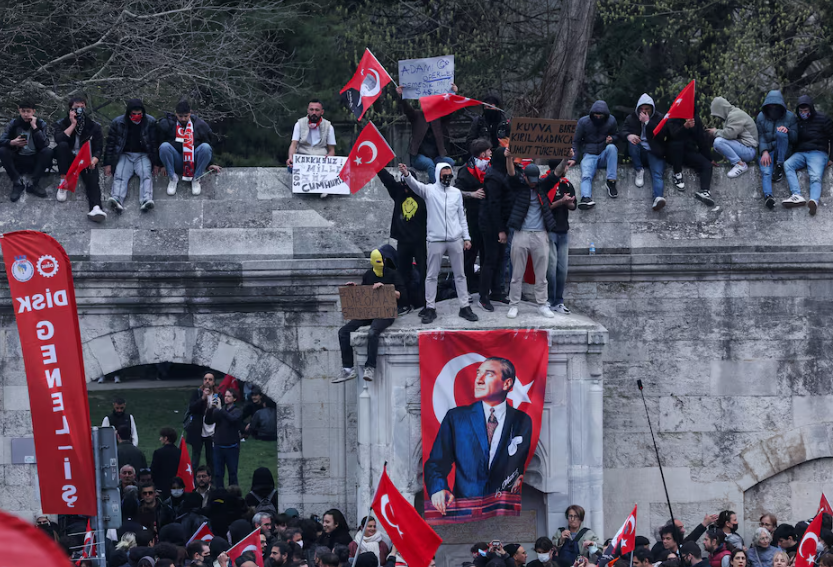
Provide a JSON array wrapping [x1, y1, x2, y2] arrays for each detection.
[[781, 94, 833, 215], [568, 100, 619, 209], [754, 90, 797, 209]]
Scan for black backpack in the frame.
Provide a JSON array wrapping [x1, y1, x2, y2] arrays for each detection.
[[250, 489, 277, 516], [559, 527, 590, 566]]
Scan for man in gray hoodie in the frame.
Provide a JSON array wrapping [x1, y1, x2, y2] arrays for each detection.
[[622, 94, 667, 211], [708, 97, 759, 179], [755, 91, 797, 209], [567, 100, 619, 209]]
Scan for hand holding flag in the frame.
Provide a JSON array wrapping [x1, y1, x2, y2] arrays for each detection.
[[653, 80, 696, 137], [338, 122, 395, 194], [58, 141, 92, 192]]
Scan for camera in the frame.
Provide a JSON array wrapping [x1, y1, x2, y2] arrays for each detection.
[[74, 108, 84, 116], [491, 540, 501, 548]]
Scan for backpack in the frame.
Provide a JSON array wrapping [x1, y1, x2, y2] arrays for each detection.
[[559, 527, 590, 566], [250, 489, 277, 516]]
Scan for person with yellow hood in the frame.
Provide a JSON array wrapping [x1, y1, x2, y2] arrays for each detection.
[[334, 249, 406, 383]]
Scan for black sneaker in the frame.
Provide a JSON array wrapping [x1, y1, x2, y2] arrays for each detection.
[[695, 190, 715, 207], [774, 163, 784, 183], [489, 294, 510, 304], [479, 299, 494, 312], [398, 306, 412, 316], [578, 196, 595, 210], [10, 180, 25, 202], [459, 306, 479, 322], [26, 181, 47, 198], [418, 306, 428, 317], [420, 308, 437, 324], [606, 180, 618, 198], [764, 195, 775, 210]]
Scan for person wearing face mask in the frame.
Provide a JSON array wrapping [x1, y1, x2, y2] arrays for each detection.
[[567, 100, 619, 209], [621, 93, 667, 211], [396, 85, 456, 184], [163, 477, 187, 517], [158, 99, 220, 197], [467, 95, 509, 150], [0, 99, 51, 202], [104, 98, 161, 212], [333, 249, 405, 383], [456, 139, 491, 296], [781, 95, 833, 214], [287, 99, 336, 174], [755, 91, 797, 209], [398, 163, 479, 324], [526, 538, 555, 567], [479, 147, 513, 310]]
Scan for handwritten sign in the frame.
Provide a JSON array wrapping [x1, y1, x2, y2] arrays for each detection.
[[509, 118, 577, 159], [339, 285, 398, 320], [292, 155, 350, 195], [398, 55, 455, 99]]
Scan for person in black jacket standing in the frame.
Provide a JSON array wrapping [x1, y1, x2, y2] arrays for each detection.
[[54, 96, 107, 221], [104, 98, 160, 212], [0, 99, 51, 201], [205, 388, 243, 488], [186, 372, 216, 469], [479, 147, 513, 311], [150, 427, 180, 499], [456, 139, 491, 294], [622, 94, 667, 211]]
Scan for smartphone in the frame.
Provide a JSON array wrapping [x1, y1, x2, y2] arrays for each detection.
[[491, 540, 501, 547]]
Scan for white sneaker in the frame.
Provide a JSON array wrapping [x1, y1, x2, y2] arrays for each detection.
[[652, 196, 666, 211], [507, 306, 519, 319], [87, 205, 107, 223], [56, 188, 68, 202], [635, 169, 645, 187], [673, 173, 685, 191], [113, 375, 121, 384], [727, 162, 749, 178], [553, 303, 571, 314], [166, 176, 178, 196], [97, 376, 105, 384], [539, 305, 555, 318], [191, 179, 201, 196], [782, 194, 807, 208], [332, 368, 357, 384], [363, 367, 375, 382]]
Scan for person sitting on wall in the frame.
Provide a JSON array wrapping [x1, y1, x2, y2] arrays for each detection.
[[0, 99, 51, 202], [158, 99, 220, 197], [287, 99, 336, 172]]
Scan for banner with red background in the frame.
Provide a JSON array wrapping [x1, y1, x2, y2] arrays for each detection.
[[1, 230, 96, 515]]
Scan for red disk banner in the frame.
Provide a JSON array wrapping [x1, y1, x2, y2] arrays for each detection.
[[419, 329, 548, 524], [0, 230, 96, 515]]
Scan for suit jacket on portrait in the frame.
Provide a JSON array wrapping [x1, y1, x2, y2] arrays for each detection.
[[424, 401, 533, 500]]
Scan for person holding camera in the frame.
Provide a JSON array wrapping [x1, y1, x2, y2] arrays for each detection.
[[204, 387, 243, 488], [0, 99, 52, 202], [553, 505, 600, 565]]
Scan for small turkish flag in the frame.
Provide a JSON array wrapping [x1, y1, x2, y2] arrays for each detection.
[[58, 140, 92, 193], [0, 507, 78, 566], [340, 49, 393, 121], [76, 518, 96, 566], [177, 436, 195, 492], [372, 466, 442, 567], [818, 493, 833, 516], [187, 522, 215, 545], [339, 122, 395, 194], [795, 512, 822, 567], [606, 504, 637, 564], [227, 528, 265, 567], [420, 94, 485, 123], [653, 80, 695, 136]]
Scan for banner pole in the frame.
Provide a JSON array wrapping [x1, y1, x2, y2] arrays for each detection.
[[92, 427, 107, 567]]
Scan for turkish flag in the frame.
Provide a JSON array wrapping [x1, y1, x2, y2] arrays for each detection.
[[57, 140, 92, 192], [653, 80, 695, 136], [372, 466, 442, 567], [177, 436, 195, 491], [217, 374, 240, 396], [420, 94, 485, 123], [419, 330, 548, 524], [227, 528, 265, 567], [76, 518, 96, 566], [818, 493, 833, 516], [795, 512, 822, 567], [187, 522, 215, 545], [606, 504, 637, 564], [339, 122, 395, 194], [340, 48, 393, 121], [0, 507, 79, 565]]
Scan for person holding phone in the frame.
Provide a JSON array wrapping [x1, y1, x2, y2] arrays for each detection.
[[0, 99, 52, 202], [553, 505, 600, 564], [185, 372, 216, 469]]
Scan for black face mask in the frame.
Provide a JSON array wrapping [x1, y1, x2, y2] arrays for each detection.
[[484, 109, 501, 122], [590, 114, 607, 127], [308, 114, 322, 124], [440, 172, 454, 187]]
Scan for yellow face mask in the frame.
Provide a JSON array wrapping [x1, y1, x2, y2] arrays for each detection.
[[370, 249, 384, 277]]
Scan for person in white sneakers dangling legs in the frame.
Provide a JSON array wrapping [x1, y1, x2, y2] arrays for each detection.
[[707, 97, 758, 180], [158, 99, 220, 197]]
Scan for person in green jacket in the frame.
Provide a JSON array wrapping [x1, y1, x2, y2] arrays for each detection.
[[708, 97, 759, 179]]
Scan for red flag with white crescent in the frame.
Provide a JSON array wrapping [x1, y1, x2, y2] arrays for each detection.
[[818, 493, 832, 517], [187, 522, 215, 545], [177, 436, 195, 492], [420, 94, 485, 123], [795, 512, 822, 567], [607, 504, 637, 563], [227, 528, 265, 567], [338, 121, 395, 194], [0, 507, 80, 565], [57, 140, 91, 193], [372, 466, 442, 567], [340, 48, 393, 121], [76, 518, 96, 566], [653, 80, 695, 136], [419, 330, 548, 524]]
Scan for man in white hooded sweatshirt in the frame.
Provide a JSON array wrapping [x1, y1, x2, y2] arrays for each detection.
[[621, 93, 667, 211], [398, 162, 479, 324]]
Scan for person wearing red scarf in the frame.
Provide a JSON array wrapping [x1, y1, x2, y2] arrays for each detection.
[[456, 138, 492, 299], [158, 99, 221, 197]]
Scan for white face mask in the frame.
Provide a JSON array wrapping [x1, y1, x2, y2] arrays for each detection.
[[588, 546, 598, 555], [537, 553, 551, 563], [475, 158, 489, 172], [297, 541, 304, 549], [170, 489, 184, 498]]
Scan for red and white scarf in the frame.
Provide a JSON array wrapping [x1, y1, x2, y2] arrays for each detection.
[[176, 120, 195, 180]]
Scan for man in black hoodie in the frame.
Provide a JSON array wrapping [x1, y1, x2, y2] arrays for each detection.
[[457, 139, 491, 294], [663, 112, 715, 207], [0, 99, 51, 201], [104, 98, 160, 212], [158, 99, 220, 197], [479, 147, 513, 309], [467, 96, 510, 149], [782, 95, 833, 215], [568, 100, 619, 209]]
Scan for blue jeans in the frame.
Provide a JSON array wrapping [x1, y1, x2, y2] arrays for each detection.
[[547, 232, 570, 306], [713, 137, 756, 165], [410, 154, 454, 183], [784, 150, 828, 201], [759, 131, 789, 196], [628, 143, 665, 198], [580, 145, 618, 198], [159, 142, 213, 179], [112, 153, 153, 204], [213, 443, 240, 488]]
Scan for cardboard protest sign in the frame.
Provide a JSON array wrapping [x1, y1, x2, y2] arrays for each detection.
[[509, 118, 577, 159], [398, 55, 455, 99], [339, 285, 398, 320], [292, 155, 350, 195]]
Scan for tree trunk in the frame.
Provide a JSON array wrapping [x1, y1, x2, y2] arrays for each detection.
[[538, 0, 597, 119]]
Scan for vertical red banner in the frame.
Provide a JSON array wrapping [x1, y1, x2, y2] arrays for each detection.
[[1, 230, 96, 515]]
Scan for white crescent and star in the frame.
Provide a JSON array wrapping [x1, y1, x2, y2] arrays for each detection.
[[454, 97, 472, 104], [799, 532, 819, 562], [354, 141, 378, 165], [380, 494, 403, 537], [360, 69, 381, 98], [612, 515, 636, 550]]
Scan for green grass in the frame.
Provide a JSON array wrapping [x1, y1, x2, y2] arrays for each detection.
[[88, 387, 277, 494]]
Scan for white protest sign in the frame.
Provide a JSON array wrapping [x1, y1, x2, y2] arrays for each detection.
[[398, 55, 455, 99], [291, 155, 350, 195]]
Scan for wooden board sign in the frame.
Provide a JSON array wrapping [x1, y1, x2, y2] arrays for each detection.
[[339, 285, 398, 320], [509, 118, 577, 159]]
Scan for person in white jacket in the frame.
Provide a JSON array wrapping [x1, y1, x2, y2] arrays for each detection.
[[398, 162, 480, 324]]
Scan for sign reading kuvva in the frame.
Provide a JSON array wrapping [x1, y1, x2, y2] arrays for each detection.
[[0, 231, 96, 515], [292, 155, 351, 195], [509, 118, 577, 159], [419, 329, 548, 525], [398, 55, 455, 99]]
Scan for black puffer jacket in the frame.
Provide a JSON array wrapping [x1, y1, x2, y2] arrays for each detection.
[[663, 114, 711, 161], [157, 112, 214, 152], [572, 100, 618, 158], [506, 173, 558, 232], [479, 148, 513, 234], [104, 99, 160, 167], [794, 95, 833, 154], [0, 117, 50, 150], [54, 114, 104, 159]]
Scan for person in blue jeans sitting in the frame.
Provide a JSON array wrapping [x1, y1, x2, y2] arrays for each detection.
[[622, 93, 667, 211], [541, 159, 576, 314], [397, 85, 455, 183], [782, 95, 833, 215], [754, 91, 797, 210], [708, 97, 759, 179], [204, 388, 242, 489], [567, 100, 619, 210], [157, 99, 221, 197]]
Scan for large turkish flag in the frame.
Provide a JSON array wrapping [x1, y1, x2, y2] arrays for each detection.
[[419, 329, 548, 524]]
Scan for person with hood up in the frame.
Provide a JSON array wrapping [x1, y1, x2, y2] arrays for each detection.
[[245, 467, 278, 512], [664, 107, 715, 206], [782, 94, 833, 214], [0, 99, 52, 201], [398, 162, 480, 324], [478, 147, 513, 311], [467, 96, 510, 150], [157, 99, 220, 197], [622, 94, 668, 211], [456, 139, 491, 295], [708, 97, 759, 179], [755, 91, 798, 209], [397, 85, 456, 183], [568, 100, 619, 209], [104, 98, 161, 212], [333, 248, 406, 383]]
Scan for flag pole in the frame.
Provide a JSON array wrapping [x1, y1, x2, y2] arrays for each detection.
[[358, 461, 388, 555], [636, 380, 676, 539]]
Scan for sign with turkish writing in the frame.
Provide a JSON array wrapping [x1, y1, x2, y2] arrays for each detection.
[[509, 118, 577, 159], [291, 155, 350, 195], [0, 230, 96, 515], [420, 330, 548, 525], [398, 55, 455, 99], [339, 285, 398, 320]]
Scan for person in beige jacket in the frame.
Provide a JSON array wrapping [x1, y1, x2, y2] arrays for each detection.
[[708, 97, 759, 179], [552, 505, 600, 562]]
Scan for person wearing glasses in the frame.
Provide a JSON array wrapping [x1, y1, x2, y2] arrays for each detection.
[[136, 482, 173, 534], [553, 505, 600, 563], [759, 513, 778, 535]]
